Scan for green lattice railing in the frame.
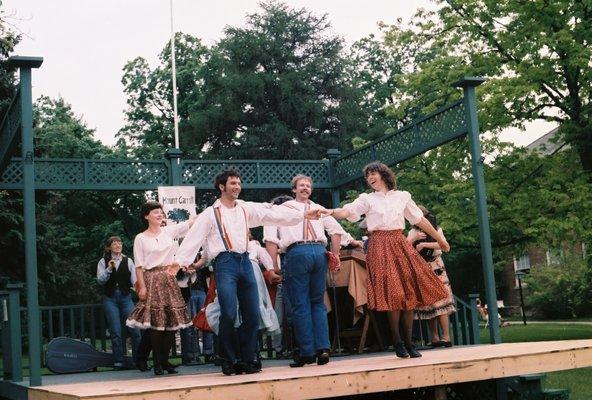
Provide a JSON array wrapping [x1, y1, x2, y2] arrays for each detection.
[[0, 158, 331, 190], [181, 160, 330, 189], [332, 100, 467, 186]]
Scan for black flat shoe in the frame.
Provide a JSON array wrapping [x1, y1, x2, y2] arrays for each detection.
[[316, 349, 330, 366], [162, 362, 178, 374], [439, 340, 453, 348], [153, 366, 164, 376], [393, 342, 409, 358], [137, 360, 150, 372], [405, 344, 422, 358], [235, 361, 262, 374], [289, 355, 316, 368], [221, 362, 236, 376]]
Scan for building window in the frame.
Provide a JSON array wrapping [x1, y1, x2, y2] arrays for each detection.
[[546, 248, 563, 265]]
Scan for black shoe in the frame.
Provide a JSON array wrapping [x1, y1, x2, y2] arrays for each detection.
[[203, 354, 216, 364], [316, 349, 330, 366], [137, 360, 150, 372], [253, 359, 262, 371], [289, 355, 316, 368], [393, 342, 410, 358], [221, 362, 236, 376], [154, 366, 164, 376], [405, 344, 422, 358], [439, 340, 452, 348], [235, 361, 262, 374]]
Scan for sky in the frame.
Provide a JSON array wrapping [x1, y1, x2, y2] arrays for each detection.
[[4, 0, 555, 148]]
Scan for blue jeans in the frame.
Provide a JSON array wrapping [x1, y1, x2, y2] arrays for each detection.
[[181, 288, 214, 360], [283, 243, 330, 357], [214, 252, 260, 364], [103, 289, 141, 364]]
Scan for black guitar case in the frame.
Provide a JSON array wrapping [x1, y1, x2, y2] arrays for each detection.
[[46, 337, 134, 373]]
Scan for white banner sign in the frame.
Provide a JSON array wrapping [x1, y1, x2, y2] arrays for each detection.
[[157, 186, 197, 223]]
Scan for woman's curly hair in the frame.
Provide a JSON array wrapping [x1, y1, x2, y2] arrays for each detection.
[[362, 162, 397, 190]]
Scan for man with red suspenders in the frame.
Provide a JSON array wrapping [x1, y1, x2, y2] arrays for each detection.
[[175, 169, 322, 375], [264, 174, 345, 367]]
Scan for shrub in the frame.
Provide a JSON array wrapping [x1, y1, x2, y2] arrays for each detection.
[[525, 255, 592, 319]]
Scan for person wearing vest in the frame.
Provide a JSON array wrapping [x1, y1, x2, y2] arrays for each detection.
[[174, 169, 323, 376], [264, 174, 345, 367], [96, 236, 142, 370]]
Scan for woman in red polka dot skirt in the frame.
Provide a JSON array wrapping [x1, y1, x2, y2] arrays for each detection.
[[326, 162, 450, 359]]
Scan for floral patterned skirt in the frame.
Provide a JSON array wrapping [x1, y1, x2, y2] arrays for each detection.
[[366, 230, 449, 311], [126, 267, 191, 331]]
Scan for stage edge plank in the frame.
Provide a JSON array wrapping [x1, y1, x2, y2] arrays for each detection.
[[25, 341, 592, 400]]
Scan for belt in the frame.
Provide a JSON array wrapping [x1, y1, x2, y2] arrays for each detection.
[[213, 251, 247, 264], [286, 241, 324, 253]]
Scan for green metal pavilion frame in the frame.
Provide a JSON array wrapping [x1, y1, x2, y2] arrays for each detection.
[[0, 56, 501, 387]]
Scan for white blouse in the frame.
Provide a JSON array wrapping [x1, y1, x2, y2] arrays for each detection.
[[343, 190, 423, 231], [133, 221, 190, 270], [263, 199, 345, 252]]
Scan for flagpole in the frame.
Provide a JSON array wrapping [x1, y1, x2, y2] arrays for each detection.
[[170, 0, 180, 154]]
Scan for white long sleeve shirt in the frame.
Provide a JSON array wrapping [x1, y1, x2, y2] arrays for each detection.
[[343, 190, 423, 231], [263, 199, 345, 252], [247, 240, 274, 271], [174, 199, 304, 266]]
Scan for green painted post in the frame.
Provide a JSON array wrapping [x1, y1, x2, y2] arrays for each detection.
[[468, 293, 481, 345], [165, 148, 183, 186], [326, 149, 341, 208], [7, 283, 23, 381], [454, 77, 501, 345], [9, 56, 44, 386]]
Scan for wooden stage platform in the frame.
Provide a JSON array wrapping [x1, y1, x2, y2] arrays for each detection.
[[6, 340, 592, 400]]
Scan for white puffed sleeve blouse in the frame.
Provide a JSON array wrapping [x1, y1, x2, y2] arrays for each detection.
[[343, 190, 423, 231]]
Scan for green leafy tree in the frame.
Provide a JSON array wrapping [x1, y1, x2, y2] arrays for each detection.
[[119, 33, 209, 158], [381, 0, 592, 173], [0, 4, 20, 115], [1, 97, 147, 305]]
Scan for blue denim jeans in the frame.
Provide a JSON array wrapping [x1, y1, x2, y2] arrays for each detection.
[[283, 243, 330, 357], [181, 288, 214, 361], [214, 251, 260, 364], [103, 289, 141, 364]]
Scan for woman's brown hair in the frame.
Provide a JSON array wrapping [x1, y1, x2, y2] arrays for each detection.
[[103, 236, 122, 260], [362, 162, 397, 190]]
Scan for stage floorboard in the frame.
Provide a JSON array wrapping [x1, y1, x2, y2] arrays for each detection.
[[10, 340, 592, 400]]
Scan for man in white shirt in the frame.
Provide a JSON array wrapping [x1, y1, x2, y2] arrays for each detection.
[[264, 174, 345, 367], [175, 169, 322, 376]]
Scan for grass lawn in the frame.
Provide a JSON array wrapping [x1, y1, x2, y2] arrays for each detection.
[[480, 322, 592, 400]]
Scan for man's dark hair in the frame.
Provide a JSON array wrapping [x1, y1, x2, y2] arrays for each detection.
[[270, 194, 294, 205], [214, 169, 242, 192]]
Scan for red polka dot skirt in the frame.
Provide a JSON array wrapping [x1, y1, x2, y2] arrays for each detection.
[[366, 230, 449, 311]]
